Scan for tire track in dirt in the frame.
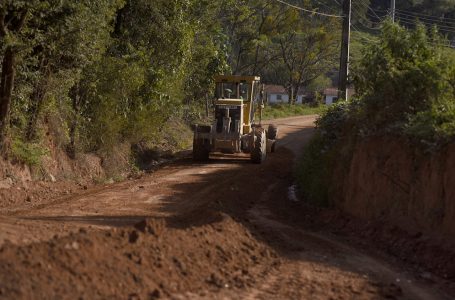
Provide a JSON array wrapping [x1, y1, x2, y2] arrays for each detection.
[[239, 179, 451, 300]]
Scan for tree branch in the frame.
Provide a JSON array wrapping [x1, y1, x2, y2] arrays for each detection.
[[0, 6, 7, 38], [13, 9, 29, 32]]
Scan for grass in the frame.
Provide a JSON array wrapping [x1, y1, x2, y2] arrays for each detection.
[[262, 103, 327, 120]]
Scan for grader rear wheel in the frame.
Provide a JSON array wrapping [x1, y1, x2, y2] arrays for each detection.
[[192, 125, 211, 161], [251, 129, 267, 164], [267, 124, 278, 140]]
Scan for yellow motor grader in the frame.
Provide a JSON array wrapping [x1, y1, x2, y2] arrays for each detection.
[[193, 75, 278, 163]]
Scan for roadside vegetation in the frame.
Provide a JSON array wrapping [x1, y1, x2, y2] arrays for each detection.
[[298, 21, 455, 206], [0, 0, 340, 174], [262, 104, 326, 120], [1, 0, 453, 182]]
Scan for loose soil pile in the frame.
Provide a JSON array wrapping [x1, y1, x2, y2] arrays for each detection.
[[0, 215, 278, 299]]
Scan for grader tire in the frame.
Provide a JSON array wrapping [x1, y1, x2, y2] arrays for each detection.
[[267, 124, 278, 140], [251, 129, 267, 164], [193, 139, 210, 161]]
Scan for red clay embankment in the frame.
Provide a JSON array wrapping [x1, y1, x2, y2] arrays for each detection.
[[333, 137, 455, 236], [329, 137, 455, 278]]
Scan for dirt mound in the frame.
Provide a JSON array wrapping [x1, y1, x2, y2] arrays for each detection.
[[0, 214, 278, 299]]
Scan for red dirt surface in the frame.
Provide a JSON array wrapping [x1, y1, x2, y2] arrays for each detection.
[[0, 115, 454, 299], [0, 216, 278, 299]]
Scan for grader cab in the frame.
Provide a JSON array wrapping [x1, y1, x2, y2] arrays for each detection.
[[193, 75, 278, 163]]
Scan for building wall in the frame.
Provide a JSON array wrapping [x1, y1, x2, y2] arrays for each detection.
[[325, 95, 337, 105], [268, 93, 289, 104], [268, 93, 312, 104]]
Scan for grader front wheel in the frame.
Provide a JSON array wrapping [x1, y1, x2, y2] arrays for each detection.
[[251, 129, 267, 164]]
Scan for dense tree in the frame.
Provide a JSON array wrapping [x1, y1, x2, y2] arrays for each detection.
[[0, 0, 122, 156], [0, 0, 30, 152], [0, 0, 346, 166], [353, 21, 455, 134], [277, 18, 339, 104]]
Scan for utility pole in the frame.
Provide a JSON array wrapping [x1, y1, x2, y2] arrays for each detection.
[[338, 0, 351, 101], [391, 0, 396, 22]]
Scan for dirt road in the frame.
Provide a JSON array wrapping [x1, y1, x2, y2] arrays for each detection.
[[0, 115, 452, 299]]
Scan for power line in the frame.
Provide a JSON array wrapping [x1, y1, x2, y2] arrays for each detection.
[[355, 0, 384, 22], [395, 8, 455, 22], [396, 18, 455, 34], [351, 2, 382, 24], [396, 14, 455, 30], [273, 0, 343, 18], [394, 14, 455, 31], [311, 0, 341, 14], [377, 8, 455, 24], [351, 3, 382, 30], [395, 11, 455, 26], [352, 5, 384, 23]]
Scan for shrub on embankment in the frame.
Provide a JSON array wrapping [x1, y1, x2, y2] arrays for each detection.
[[297, 21, 455, 236]]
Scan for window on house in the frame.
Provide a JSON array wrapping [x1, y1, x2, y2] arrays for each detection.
[[276, 94, 282, 101]]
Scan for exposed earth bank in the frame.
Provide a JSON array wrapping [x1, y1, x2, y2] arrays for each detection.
[[330, 137, 455, 280], [0, 116, 454, 299]]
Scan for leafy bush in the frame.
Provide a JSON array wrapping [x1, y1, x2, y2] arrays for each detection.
[[11, 138, 49, 167], [296, 133, 332, 207], [296, 100, 360, 206], [315, 100, 360, 143], [352, 21, 455, 139], [296, 22, 455, 207], [405, 102, 455, 145]]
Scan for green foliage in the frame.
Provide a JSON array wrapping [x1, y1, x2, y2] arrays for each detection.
[[296, 133, 331, 207], [297, 21, 455, 207], [305, 75, 332, 93], [405, 102, 455, 145], [1, 0, 340, 169], [316, 101, 355, 143], [6, 0, 124, 152], [262, 104, 326, 120], [296, 100, 365, 207], [352, 21, 455, 137], [71, 0, 228, 154], [11, 138, 48, 166]]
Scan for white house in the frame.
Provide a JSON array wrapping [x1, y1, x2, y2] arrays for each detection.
[[324, 88, 338, 105], [264, 85, 289, 104], [264, 85, 308, 104]]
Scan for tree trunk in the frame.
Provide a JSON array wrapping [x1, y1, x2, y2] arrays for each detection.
[[205, 94, 210, 118], [0, 47, 16, 152], [68, 83, 80, 159], [288, 86, 295, 105], [26, 69, 49, 141]]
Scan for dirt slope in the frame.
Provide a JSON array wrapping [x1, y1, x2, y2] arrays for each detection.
[[0, 115, 453, 299]]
